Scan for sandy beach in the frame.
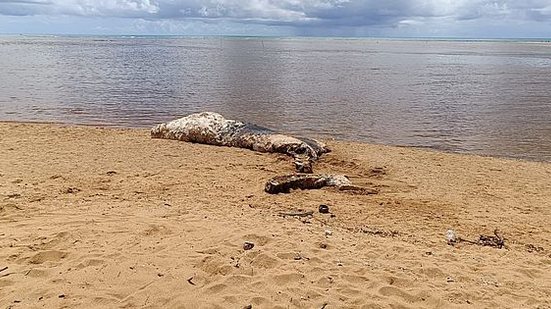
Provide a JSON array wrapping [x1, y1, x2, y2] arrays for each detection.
[[1, 122, 550, 308]]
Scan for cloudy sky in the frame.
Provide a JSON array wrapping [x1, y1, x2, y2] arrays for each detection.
[[0, 0, 550, 37]]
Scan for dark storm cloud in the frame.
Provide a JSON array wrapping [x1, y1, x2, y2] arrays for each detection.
[[0, 0, 550, 30], [0, 0, 51, 3], [0, 0, 52, 16]]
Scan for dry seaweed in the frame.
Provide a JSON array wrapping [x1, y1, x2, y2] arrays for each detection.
[[359, 226, 399, 238], [477, 230, 505, 249], [450, 229, 506, 249]]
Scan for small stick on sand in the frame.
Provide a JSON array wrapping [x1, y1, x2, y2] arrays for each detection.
[[278, 210, 314, 217]]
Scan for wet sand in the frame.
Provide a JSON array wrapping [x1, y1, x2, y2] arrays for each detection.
[[1, 122, 550, 308]]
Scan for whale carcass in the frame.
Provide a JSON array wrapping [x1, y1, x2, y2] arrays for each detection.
[[151, 112, 330, 173]]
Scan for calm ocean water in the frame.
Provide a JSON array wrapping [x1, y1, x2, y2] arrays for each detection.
[[1, 36, 550, 161]]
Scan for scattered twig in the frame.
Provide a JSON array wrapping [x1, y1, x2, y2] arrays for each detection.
[[0, 266, 8, 273], [278, 210, 314, 218], [455, 238, 477, 245], [337, 185, 379, 195], [360, 227, 399, 238], [187, 276, 196, 286]]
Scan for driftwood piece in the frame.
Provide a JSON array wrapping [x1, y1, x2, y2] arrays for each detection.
[[151, 112, 330, 173]]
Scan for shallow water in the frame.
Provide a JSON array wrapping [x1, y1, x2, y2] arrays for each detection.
[[1, 36, 550, 161]]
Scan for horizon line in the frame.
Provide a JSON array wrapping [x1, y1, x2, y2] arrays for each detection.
[[1, 33, 550, 41]]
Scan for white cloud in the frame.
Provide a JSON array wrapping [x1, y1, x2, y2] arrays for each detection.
[[1, 0, 550, 35]]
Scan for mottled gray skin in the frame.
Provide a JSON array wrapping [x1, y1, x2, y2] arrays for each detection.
[[265, 174, 379, 195], [151, 112, 330, 173], [265, 174, 352, 194]]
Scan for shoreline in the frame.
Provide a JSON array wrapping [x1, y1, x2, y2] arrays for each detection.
[[1, 122, 550, 308], [2, 120, 548, 165]]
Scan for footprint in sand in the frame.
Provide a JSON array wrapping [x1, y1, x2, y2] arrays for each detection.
[[336, 286, 362, 296], [197, 255, 235, 276], [250, 253, 280, 269], [273, 272, 305, 286], [314, 276, 333, 288], [378, 286, 421, 303], [341, 274, 372, 285], [0, 279, 15, 288], [249, 296, 270, 306], [242, 234, 271, 246], [75, 258, 106, 270], [28, 250, 68, 264], [25, 268, 50, 278], [223, 274, 253, 287], [141, 224, 172, 237], [417, 266, 446, 279], [275, 252, 300, 260], [206, 283, 227, 294]]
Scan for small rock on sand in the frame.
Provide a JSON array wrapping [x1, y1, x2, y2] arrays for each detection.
[[319, 204, 330, 214], [243, 242, 255, 250]]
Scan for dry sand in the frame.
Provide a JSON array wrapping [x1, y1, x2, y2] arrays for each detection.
[[1, 122, 550, 309]]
